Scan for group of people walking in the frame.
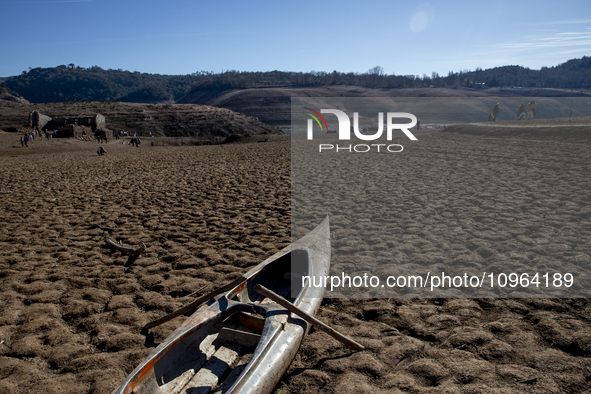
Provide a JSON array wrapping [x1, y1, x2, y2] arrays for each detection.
[[517, 101, 536, 120], [20, 129, 55, 146], [488, 101, 537, 121]]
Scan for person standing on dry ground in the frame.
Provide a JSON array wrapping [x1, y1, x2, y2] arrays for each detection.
[[493, 103, 501, 121], [527, 101, 536, 119], [416, 119, 420, 130], [517, 102, 525, 120]]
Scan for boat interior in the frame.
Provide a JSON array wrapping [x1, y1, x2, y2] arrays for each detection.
[[128, 249, 310, 394]]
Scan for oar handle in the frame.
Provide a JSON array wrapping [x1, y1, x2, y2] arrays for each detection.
[[254, 284, 365, 351], [142, 276, 247, 333]]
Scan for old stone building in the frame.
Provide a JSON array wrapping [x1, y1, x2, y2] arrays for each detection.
[[29, 111, 106, 136]]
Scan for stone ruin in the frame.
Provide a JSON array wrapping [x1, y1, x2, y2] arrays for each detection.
[[29, 111, 52, 131], [29, 111, 106, 137]]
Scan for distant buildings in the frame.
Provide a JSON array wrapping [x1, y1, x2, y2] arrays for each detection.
[[29, 111, 106, 137]]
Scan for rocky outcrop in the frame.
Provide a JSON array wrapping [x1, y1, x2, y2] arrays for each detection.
[[0, 85, 29, 104]]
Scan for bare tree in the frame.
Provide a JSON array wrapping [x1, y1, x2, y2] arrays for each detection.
[[367, 66, 384, 87]]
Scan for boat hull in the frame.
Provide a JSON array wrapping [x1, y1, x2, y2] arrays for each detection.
[[111, 216, 331, 394]]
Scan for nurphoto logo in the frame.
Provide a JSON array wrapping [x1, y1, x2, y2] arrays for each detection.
[[305, 108, 418, 153]]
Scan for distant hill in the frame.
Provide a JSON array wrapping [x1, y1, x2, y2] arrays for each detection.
[[3, 65, 197, 104], [179, 56, 591, 93], [2, 56, 590, 108], [0, 85, 29, 104], [457, 56, 591, 89]]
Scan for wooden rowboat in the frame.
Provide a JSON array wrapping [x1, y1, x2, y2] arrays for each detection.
[[111, 216, 331, 394]]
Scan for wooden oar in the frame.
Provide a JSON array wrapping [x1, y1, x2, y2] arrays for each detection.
[[104, 238, 146, 255], [141, 276, 247, 333], [254, 284, 365, 351]]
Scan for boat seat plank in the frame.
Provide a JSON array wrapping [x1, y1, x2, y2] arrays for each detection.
[[217, 327, 261, 348], [236, 312, 265, 332]]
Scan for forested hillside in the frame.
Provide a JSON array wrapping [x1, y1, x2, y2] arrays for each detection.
[[2, 65, 196, 103], [185, 57, 591, 92], [2, 56, 590, 104]]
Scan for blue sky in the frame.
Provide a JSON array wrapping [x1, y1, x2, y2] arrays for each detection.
[[1, 0, 590, 78]]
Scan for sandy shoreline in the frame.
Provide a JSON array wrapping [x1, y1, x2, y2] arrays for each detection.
[[1, 126, 591, 393]]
